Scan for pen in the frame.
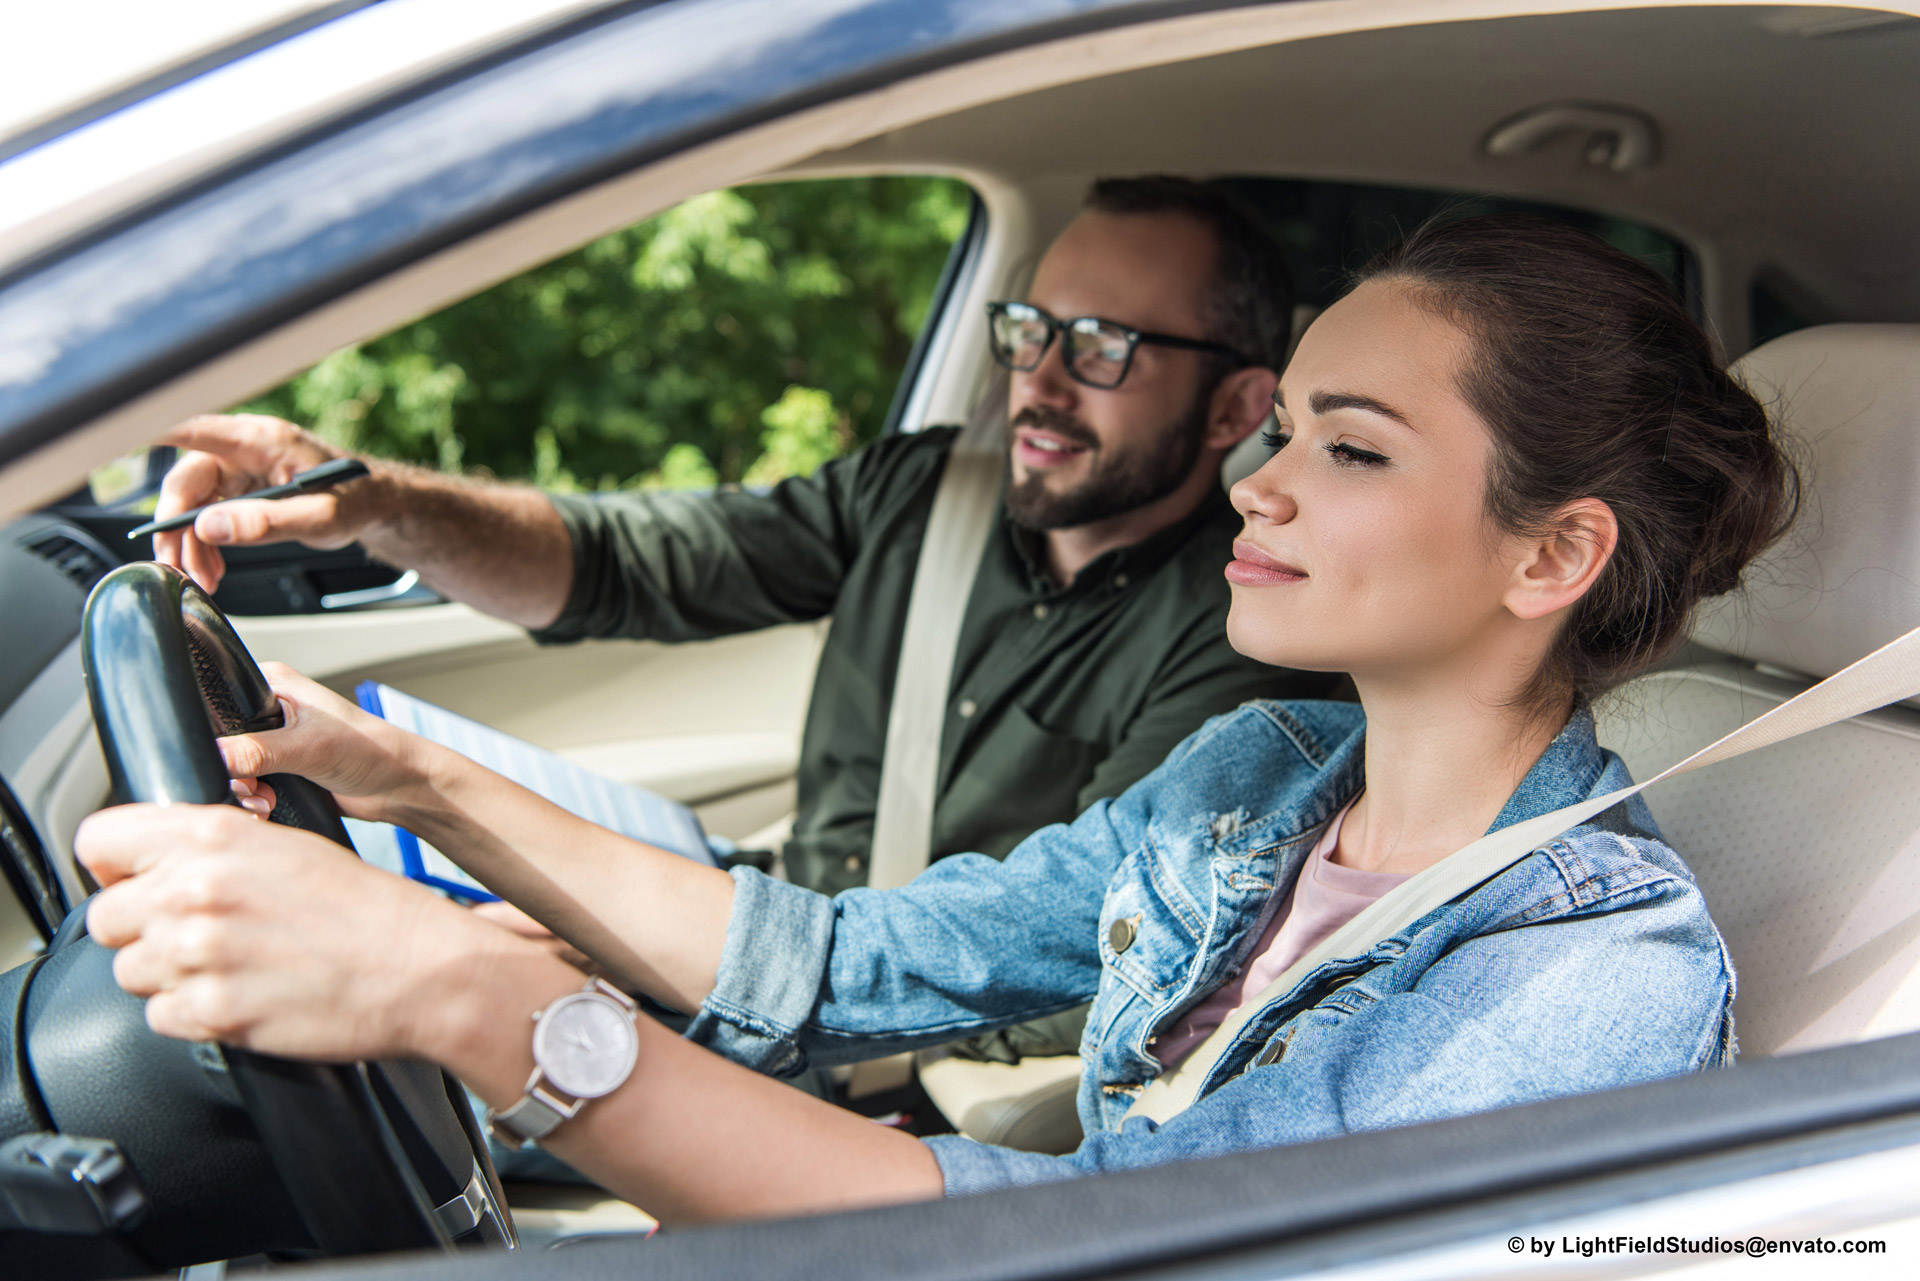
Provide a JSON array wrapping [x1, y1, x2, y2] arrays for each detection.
[[126, 458, 371, 539]]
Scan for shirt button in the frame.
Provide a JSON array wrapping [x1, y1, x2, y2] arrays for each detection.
[[1032, 602, 1051, 621], [1108, 918, 1137, 953], [1113, 573, 1130, 589], [844, 855, 862, 873], [957, 699, 978, 718]]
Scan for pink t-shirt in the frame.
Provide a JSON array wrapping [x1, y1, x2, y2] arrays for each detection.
[[1155, 799, 1407, 1071]]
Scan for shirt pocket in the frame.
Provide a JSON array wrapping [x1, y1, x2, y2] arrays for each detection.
[[938, 701, 1105, 860]]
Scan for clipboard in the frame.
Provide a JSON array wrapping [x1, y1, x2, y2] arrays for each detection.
[[344, 682, 715, 901]]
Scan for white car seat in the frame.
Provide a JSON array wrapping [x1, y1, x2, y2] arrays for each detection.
[[1596, 323, 1920, 1059]]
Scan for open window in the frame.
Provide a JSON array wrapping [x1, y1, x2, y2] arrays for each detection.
[[106, 178, 977, 851]]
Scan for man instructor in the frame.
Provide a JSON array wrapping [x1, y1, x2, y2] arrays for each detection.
[[155, 177, 1332, 955]]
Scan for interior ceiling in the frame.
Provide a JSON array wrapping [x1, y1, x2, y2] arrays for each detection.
[[794, 4, 1920, 324]]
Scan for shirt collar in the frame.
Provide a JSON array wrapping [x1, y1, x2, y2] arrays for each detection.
[[1483, 704, 1607, 835], [1216, 703, 1611, 860]]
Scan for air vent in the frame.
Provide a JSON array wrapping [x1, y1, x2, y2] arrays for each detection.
[[18, 525, 115, 591]]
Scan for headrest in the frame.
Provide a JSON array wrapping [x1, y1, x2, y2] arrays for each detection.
[[1221, 420, 1272, 490], [1693, 324, 1920, 681], [1219, 304, 1323, 491]]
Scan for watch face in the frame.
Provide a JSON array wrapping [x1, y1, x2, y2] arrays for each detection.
[[532, 992, 639, 1099]]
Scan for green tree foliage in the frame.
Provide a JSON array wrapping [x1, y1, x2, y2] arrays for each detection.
[[240, 177, 972, 489]]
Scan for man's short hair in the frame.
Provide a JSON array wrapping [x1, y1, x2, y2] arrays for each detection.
[[1084, 176, 1295, 375]]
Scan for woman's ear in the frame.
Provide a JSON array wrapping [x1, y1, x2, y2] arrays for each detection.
[[1504, 498, 1619, 622], [1206, 366, 1281, 451]]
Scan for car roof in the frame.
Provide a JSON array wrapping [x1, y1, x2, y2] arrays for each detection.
[[786, 5, 1920, 350], [0, 0, 627, 275], [0, 1, 373, 161], [0, 0, 1123, 514]]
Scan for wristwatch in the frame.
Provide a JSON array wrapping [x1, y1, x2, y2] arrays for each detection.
[[488, 976, 640, 1147]]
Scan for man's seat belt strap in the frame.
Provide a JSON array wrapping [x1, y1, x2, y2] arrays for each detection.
[[1130, 622, 1920, 1124], [868, 395, 1007, 891]]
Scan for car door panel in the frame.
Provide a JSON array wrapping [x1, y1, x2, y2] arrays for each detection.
[[231, 602, 528, 681]]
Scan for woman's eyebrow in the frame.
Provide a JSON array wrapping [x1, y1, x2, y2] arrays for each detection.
[[1308, 389, 1415, 430]]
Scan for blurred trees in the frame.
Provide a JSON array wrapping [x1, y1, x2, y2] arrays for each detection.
[[239, 177, 972, 490]]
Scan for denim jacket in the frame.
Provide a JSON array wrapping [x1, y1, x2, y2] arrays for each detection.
[[686, 701, 1736, 1196]]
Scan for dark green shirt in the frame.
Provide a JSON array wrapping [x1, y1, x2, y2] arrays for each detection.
[[537, 427, 1335, 895]]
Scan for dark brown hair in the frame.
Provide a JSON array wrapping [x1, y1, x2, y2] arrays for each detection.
[[1085, 176, 1295, 373], [1353, 214, 1799, 709]]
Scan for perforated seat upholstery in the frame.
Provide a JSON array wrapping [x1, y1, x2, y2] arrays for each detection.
[[1597, 665, 1920, 1056], [1595, 324, 1920, 1058]]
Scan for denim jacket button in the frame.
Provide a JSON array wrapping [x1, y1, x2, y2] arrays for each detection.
[[1255, 1034, 1289, 1067], [1108, 918, 1137, 953]]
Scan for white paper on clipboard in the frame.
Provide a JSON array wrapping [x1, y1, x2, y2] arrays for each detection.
[[343, 682, 714, 901]]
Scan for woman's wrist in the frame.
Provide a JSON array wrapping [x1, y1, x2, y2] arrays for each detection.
[[371, 734, 473, 831], [398, 913, 584, 1103]]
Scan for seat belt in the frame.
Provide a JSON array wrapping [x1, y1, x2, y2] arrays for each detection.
[[868, 386, 1008, 891], [1131, 621, 1920, 1125]]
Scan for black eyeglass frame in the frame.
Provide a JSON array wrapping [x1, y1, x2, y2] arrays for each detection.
[[985, 300, 1251, 390]]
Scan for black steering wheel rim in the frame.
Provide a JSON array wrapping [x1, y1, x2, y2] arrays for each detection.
[[76, 562, 511, 1256], [81, 560, 346, 836]]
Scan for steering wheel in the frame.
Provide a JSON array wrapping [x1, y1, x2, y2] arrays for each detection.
[[58, 562, 512, 1260], [0, 772, 66, 944]]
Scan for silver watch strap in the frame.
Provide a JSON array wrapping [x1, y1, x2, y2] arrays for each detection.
[[488, 1072, 582, 1146]]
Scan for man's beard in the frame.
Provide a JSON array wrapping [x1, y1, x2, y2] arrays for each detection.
[[1004, 392, 1211, 532]]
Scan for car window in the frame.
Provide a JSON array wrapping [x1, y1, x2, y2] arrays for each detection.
[[234, 176, 975, 492], [1222, 176, 1696, 314], [81, 445, 172, 510]]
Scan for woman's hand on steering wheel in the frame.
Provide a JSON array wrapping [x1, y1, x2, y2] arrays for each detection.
[[75, 802, 549, 1061], [219, 664, 444, 823]]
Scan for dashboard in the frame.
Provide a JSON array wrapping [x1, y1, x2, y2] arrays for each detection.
[[0, 513, 99, 969]]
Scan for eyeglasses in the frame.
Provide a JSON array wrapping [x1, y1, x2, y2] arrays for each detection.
[[985, 300, 1249, 391]]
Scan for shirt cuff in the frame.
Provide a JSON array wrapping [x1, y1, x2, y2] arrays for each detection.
[[684, 866, 837, 1077], [526, 493, 599, 645], [923, 1134, 1083, 1197]]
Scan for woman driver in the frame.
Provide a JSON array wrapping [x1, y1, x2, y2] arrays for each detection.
[[75, 216, 1796, 1222]]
